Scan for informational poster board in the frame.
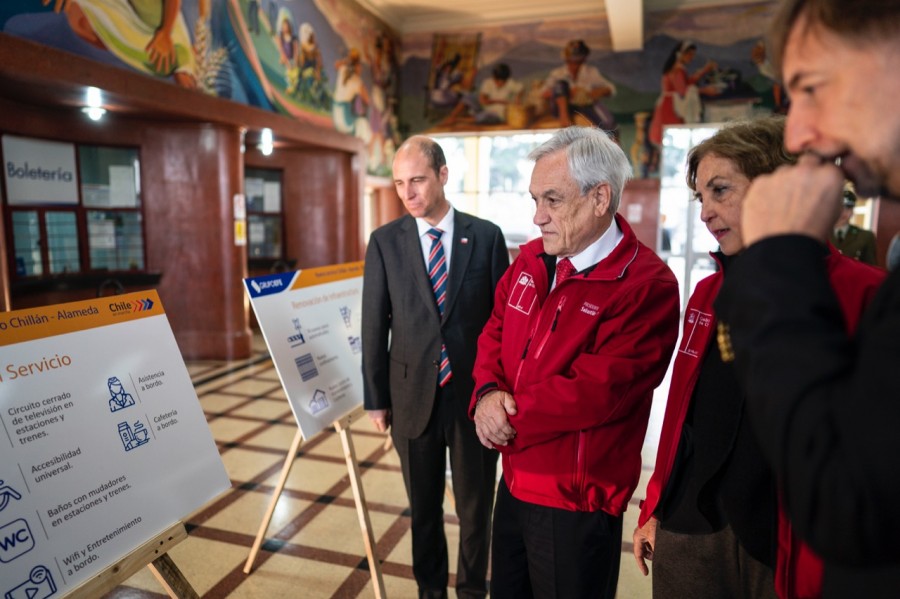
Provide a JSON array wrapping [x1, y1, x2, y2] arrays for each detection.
[[0, 291, 230, 598], [244, 262, 364, 440]]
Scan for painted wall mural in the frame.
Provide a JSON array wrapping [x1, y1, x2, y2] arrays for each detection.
[[398, 1, 782, 177], [424, 33, 480, 123], [2, 1, 782, 178], [0, 0, 401, 176]]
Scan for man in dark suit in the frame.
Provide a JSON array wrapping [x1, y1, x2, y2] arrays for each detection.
[[362, 135, 509, 599]]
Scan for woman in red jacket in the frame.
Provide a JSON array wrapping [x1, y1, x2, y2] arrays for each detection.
[[632, 116, 885, 599]]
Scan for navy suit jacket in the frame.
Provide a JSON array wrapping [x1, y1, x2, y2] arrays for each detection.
[[362, 210, 509, 438]]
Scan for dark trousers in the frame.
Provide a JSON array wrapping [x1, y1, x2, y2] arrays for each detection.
[[653, 524, 777, 599], [392, 382, 498, 599], [490, 479, 622, 599]]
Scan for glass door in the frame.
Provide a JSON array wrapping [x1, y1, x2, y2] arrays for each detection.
[[659, 124, 720, 311]]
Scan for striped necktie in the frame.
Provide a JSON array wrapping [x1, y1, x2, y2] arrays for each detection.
[[427, 228, 452, 387]]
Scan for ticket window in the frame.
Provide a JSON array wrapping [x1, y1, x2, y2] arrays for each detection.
[[3, 136, 145, 282], [11, 210, 79, 277]]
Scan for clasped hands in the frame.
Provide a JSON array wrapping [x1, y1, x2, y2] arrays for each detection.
[[473, 390, 518, 449]]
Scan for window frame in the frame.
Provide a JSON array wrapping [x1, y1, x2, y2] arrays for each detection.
[[244, 166, 285, 264], [2, 135, 148, 283], [433, 131, 554, 249]]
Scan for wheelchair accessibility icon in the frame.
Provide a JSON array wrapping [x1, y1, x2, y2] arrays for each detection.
[[0, 480, 22, 512]]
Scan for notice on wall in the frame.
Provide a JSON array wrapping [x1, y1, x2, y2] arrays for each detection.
[[262, 182, 281, 213], [108, 165, 138, 208], [245, 262, 363, 440], [0, 291, 231, 597]]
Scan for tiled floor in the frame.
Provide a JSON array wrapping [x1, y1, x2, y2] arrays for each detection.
[[104, 334, 667, 598]]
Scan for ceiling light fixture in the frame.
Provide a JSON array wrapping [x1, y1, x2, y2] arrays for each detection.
[[82, 86, 106, 121], [258, 128, 274, 156]]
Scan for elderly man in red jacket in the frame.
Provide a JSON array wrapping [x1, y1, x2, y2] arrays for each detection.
[[470, 126, 680, 599]]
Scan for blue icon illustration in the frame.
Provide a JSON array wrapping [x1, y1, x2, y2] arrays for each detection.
[[0, 518, 35, 564], [339, 306, 352, 328], [0, 481, 22, 512], [5, 564, 56, 599], [288, 317, 306, 347], [309, 389, 329, 414], [107, 376, 135, 412], [117, 420, 150, 451], [348, 336, 362, 355]]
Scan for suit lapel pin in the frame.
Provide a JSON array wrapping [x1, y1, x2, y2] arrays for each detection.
[[461, 238, 469, 244]]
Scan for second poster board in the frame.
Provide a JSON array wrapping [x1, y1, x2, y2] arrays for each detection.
[[245, 262, 364, 439]]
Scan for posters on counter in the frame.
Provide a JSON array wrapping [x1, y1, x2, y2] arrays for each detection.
[[244, 262, 364, 440], [0, 291, 230, 597]]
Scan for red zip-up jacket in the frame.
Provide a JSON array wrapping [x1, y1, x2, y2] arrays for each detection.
[[638, 246, 885, 599], [469, 215, 679, 515]]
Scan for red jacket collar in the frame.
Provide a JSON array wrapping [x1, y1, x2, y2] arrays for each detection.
[[519, 213, 642, 281]]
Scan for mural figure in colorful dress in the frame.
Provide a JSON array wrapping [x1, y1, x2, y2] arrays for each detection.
[[648, 40, 720, 149], [750, 40, 788, 114], [333, 48, 372, 143], [41, 0, 199, 88], [541, 39, 617, 135], [444, 63, 524, 127], [366, 33, 401, 173], [275, 8, 300, 95], [295, 22, 330, 109], [430, 53, 466, 109]]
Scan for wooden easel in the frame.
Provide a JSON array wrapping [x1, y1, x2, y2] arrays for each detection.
[[64, 522, 198, 598], [243, 405, 386, 598]]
